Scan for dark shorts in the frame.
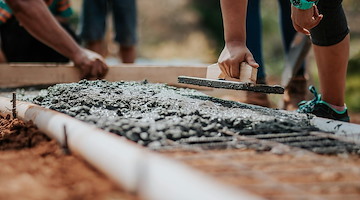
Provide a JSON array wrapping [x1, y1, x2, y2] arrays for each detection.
[[0, 18, 79, 62], [310, 0, 349, 46], [79, 0, 137, 46]]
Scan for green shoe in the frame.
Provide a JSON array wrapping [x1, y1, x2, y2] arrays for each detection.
[[297, 86, 350, 122]]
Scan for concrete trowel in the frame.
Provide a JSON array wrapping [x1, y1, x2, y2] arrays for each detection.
[[178, 62, 285, 94]]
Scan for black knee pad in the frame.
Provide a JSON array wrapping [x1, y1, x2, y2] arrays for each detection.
[[310, 0, 349, 46]]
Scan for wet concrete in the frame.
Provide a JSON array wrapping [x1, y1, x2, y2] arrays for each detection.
[[24, 80, 315, 148], [178, 76, 285, 94]]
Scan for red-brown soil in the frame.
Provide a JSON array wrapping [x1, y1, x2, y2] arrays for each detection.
[[0, 114, 136, 200], [349, 112, 360, 124], [160, 148, 360, 199]]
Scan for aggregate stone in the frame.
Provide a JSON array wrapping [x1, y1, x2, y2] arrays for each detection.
[[25, 80, 317, 146]]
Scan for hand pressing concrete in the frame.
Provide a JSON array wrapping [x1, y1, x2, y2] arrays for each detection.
[[72, 49, 108, 79]]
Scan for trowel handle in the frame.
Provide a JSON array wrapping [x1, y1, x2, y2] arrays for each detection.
[[206, 62, 257, 83], [239, 62, 257, 83]]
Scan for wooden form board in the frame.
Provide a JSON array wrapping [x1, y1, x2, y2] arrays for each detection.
[[0, 63, 208, 88]]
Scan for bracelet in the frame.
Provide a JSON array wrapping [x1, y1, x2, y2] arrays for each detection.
[[290, 0, 319, 10]]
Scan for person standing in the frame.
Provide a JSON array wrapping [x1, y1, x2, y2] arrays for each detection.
[[79, 0, 137, 63], [291, 0, 350, 122]]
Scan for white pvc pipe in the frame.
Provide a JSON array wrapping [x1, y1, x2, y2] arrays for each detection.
[[0, 97, 262, 200], [141, 153, 263, 200], [311, 117, 360, 143]]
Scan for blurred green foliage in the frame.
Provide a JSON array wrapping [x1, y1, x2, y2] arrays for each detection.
[[69, 11, 80, 31], [259, 1, 284, 75], [347, 53, 360, 112], [348, 53, 360, 75], [190, 0, 224, 54]]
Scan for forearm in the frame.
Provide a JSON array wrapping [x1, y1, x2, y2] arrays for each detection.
[[6, 0, 83, 62], [220, 0, 248, 44]]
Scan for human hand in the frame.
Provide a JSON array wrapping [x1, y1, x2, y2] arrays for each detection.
[[217, 42, 259, 78], [73, 49, 109, 80], [291, 5, 323, 35]]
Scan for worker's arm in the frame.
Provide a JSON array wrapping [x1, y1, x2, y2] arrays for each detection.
[[218, 0, 258, 79], [6, 0, 108, 79]]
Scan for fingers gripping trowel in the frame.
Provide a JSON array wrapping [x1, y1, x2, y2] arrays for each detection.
[[178, 62, 285, 94]]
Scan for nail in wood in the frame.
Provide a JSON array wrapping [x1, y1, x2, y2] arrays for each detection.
[[12, 92, 17, 119], [63, 125, 71, 155]]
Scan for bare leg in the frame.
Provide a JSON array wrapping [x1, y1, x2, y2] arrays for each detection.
[[313, 34, 349, 106], [86, 40, 106, 57], [119, 46, 136, 63]]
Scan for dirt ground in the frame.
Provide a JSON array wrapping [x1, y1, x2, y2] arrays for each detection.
[[349, 112, 360, 124], [160, 148, 360, 200], [0, 114, 136, 200]]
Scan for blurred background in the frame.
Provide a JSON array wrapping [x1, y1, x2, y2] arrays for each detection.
[[70, 0, 360, 114]]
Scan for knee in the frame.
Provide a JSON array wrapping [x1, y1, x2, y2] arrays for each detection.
[[310, 1, 348, 46]]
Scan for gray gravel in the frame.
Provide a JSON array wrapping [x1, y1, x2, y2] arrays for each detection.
[[24, 80, 317, 147]]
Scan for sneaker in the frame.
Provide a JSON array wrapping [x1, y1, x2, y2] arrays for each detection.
[[297, 86, 350, 122], [283, 76, 307, 111]]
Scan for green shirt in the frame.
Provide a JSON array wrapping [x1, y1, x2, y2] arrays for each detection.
[[0, 0, 73, 25]]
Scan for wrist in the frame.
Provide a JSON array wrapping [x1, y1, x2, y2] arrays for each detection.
[[290, 0, 318, 10], [71, 48, 87, 66], [225, 40, 246, 47]]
